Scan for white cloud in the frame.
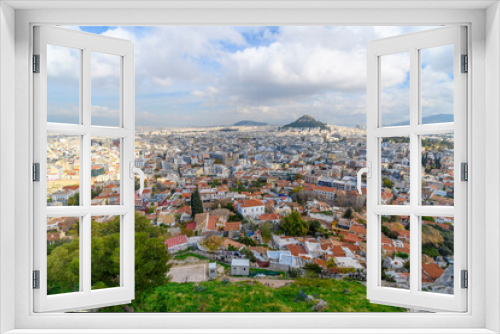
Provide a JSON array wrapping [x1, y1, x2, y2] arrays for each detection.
[[52, 25, 450, 127]]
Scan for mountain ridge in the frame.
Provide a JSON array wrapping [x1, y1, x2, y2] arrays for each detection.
[[233, 120, 268, 126], [283, 114, 328, 130]]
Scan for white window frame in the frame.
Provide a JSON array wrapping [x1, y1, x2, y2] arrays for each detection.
[[0, 2, 498, 333], [366, 26, 467, 312], [33, 25, 136, 312]]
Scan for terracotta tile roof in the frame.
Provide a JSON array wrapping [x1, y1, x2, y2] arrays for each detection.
[[259, 213, 280, 221], [224, 222, 242, 231], [286, 244, 307, 257], [165, 235, 188, 248], [238, 199, 264, 208], [350, 224, 367, 236], [332, 245, 346, 257], [206, 216, 218, 231], [422, 262, 444, 281], [221, 238, 246, 250]]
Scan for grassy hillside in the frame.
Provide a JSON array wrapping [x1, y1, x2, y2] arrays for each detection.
[[130, 278, 406, 313]]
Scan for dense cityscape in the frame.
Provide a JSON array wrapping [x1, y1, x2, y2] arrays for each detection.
[[45, 115, 456, 312]]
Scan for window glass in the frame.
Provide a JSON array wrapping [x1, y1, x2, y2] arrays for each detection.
[[380, 52, 410, 127], [91, 137, 121, 206], [91, 52, 121, 127], [47, 45, 80, 124], [381, 215, 410, 290], [421, 45, 454, 124], [381, 137, 410, 205], [47, 217, 80, 295], [91, 215, 121, 290], [421, 216, 454, 295], [421, 134, 454, 206], [47, 134, 80, 206]]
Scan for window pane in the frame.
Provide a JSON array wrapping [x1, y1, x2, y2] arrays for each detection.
[[47, 134, 80, 206], [421, 216, 454, 295], [91, 215, 121, 290], [47, 216, 80, 295], [421, 134, 454, 206], [91, 52, 121, 127], [91, 137, 121, 206], [381, 137, 410, 205], [47, 45, 80, 124], [381, 215, 410, 290], [380, 52, 410, 127], [421, 45, 454, 124]]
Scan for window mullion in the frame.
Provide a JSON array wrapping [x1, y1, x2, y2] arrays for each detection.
[[409, 47, 420, 294], [82, 47, 92, 294]]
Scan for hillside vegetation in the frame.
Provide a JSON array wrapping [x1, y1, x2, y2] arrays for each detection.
[[127, 278, 405, 313]]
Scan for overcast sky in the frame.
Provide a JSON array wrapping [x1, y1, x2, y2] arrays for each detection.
[[47, 26, 453, 127]]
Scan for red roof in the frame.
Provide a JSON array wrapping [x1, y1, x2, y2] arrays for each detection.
[[422, 262, 444, 281], [238, 199, 264, 208], [350, 224, 367, 236], [259, 213, 280, 221], [206, 216, 217, 231], [224, 222, 242, 232], [165, 235, 188, 248], [286, 244, 307, 256], [332, 245, 346, 257]]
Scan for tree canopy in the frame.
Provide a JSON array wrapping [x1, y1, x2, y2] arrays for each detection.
[[47, 213, 171, 304], [190, 189, 204, 217], [280, 212, 309, 236]]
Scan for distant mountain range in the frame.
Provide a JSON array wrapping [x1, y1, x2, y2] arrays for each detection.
[[283, 114, 328, 130], [233, 120, 268, 126], [391, 113, 454, 126]]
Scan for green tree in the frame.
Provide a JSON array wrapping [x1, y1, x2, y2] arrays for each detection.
[[242, 248, 256, 263], [382, 178, 394, 189], [47, 240, 80, 294], [304, 262, 322, 274], [260, 223, 273, 243], [326, 257, 338, 270], [308, 220, 321, 236], [190, 189, 204, 217], [67, 193, 79, 206], [239, 236, 257, 246], [91, 186, 103, 199], [47, 213, 171, 309], [343, 208, 354, 219], [280, 212, 309, 236], [228, 212, 244, 222]]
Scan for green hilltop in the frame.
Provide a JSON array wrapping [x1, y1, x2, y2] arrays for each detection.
[[283, 114, 328, 130]]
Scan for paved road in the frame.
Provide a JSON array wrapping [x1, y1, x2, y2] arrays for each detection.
[[169, 263, 208, 283]]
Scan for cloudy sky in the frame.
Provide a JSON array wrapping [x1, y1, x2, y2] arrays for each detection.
[[47, 26, 453, 127]]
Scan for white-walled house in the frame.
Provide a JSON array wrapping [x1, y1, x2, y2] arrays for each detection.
[[237, 199, 265, 218]]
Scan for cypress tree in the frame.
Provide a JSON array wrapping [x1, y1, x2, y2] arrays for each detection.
[[191, 189, 204, 217]]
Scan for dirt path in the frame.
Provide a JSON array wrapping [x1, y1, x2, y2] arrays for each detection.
[[169, 263, 208, 283]]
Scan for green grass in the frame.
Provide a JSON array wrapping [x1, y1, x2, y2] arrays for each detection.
[[132, 278, 406, 313]]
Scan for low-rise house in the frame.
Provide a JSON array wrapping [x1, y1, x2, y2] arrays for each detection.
[[208, 262, 217, 280], [164, 235, 188, 253], [258, 213, 281, 224], [224, 222, 242, 232], [231, 258, 250, 276], [237, 199, 265, 218], [272, 235, 298, 249]]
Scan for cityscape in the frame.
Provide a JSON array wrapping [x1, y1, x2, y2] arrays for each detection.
[[45, 114, 455, 312]]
